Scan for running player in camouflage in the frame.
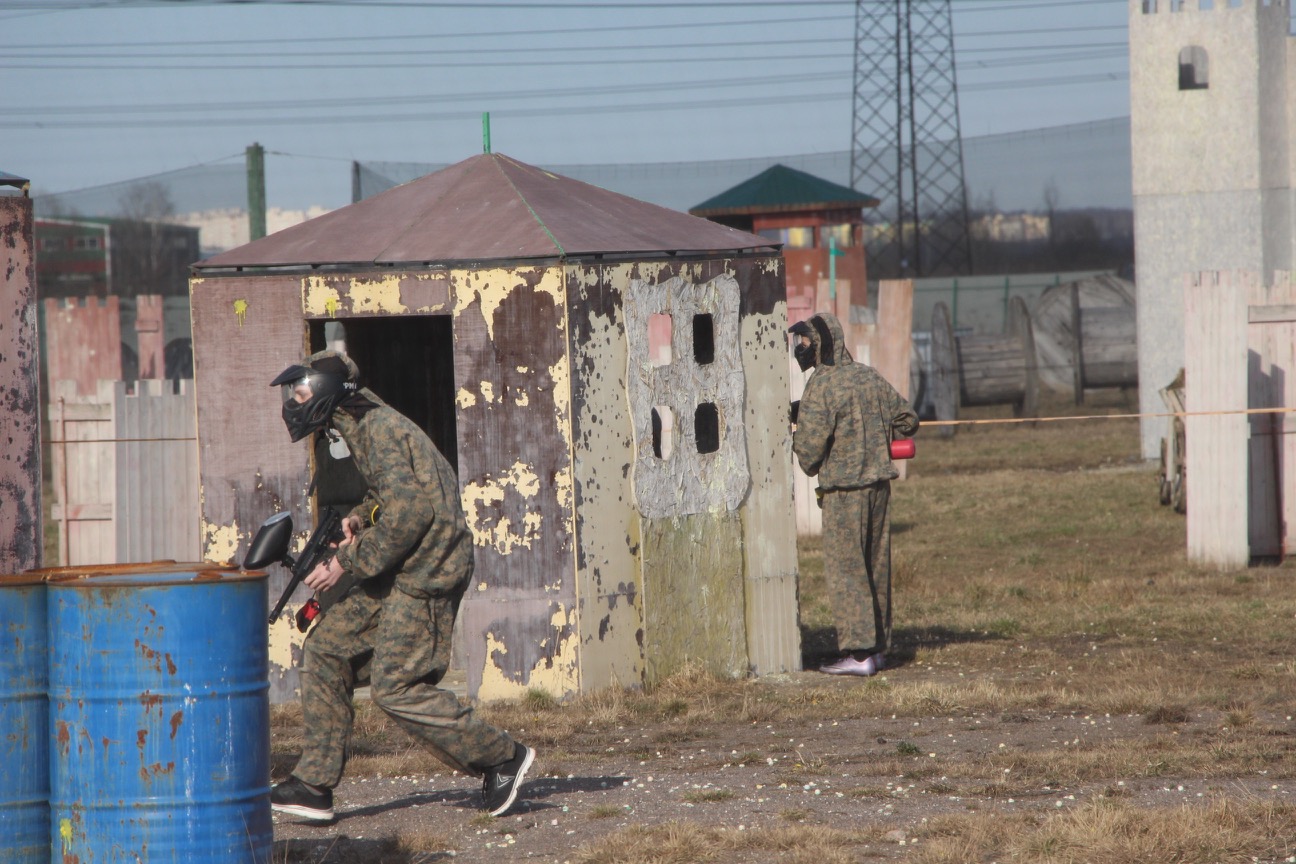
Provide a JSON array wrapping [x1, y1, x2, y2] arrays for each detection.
[[267, 350, 534, 822], [790, 313, 919, 677]]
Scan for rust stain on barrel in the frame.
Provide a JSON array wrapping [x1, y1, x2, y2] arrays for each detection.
[[169, 710, 183, 739]]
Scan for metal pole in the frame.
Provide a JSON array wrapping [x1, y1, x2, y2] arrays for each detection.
[[483, 112, 492, 154], [246, 143, 266, 242]]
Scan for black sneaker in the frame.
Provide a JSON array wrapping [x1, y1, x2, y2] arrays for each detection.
[[271, 776, 335, 822], [482, 743, 535, 817]]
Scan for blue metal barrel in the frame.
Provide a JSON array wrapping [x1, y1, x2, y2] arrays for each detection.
[[48, 566, 272, 864], [0, 573, 48, 864]]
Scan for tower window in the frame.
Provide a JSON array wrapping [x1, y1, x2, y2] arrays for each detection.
[[1179, 46, 1208, 91], [651, 406, 674, 460], [693, 314, 715, 366], [695, 403, 720, 454], [648, 313, 672, 367]]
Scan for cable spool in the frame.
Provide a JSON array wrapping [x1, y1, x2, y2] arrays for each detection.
[[929, 298, 1039, 436], [1032, 275, 1138, 404]]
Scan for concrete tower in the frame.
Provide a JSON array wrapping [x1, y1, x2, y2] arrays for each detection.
[[1130, 0, 1292, 458]]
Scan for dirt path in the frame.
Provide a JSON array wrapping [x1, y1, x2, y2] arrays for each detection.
[[271, 668, 1296, 863]]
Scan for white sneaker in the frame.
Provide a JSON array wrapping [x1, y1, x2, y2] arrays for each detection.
[[819, 656, 878, 677]]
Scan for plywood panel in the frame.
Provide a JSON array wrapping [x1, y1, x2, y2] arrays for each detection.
[[567, 262, 644, 694], [642, 510, 748, 684], [48, 379, 116, 566], [43, 297, 122, 396], [115, 379, 200, 562], [0, 194, 41, 572], [451, 264, 579, 700], [189, 272, 314, 703], [874, 280, 916, 481], [1245, 273, 1296, 559], [738, 259, 800, 674], [1184, 271, 1249, 569]]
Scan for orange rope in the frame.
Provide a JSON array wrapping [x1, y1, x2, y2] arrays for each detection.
[[925, 406, 1296, 427]]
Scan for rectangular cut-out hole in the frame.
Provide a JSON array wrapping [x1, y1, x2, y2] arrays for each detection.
[[693, 313, 715, 365], [648, 313, 672, 367], [694, 403, 720, 454], [651, 406, 674, 459]]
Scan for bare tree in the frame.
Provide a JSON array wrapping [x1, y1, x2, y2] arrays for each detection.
[[114, 182, 179, 297]]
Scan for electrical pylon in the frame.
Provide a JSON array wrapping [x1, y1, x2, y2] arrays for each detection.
[[850, 0, 973, 278]]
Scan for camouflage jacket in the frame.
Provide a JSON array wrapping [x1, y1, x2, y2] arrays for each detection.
[[792, 312, 920, 489], [331, 390, 474, 599]]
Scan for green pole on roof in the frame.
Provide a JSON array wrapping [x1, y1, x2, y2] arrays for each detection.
[[246, 142, 266, 241], [483, 112, 491, 154], [828, 234, 837, 301]]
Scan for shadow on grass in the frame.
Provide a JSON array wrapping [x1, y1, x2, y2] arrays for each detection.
[[801, 623, 1004, 670], [275, 836, 445, 863], [273, 774, 634, 827]]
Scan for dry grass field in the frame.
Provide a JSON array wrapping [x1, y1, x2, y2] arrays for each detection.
[[271, 390, 1296, 863]]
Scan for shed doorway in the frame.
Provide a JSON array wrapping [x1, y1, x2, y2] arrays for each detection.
[[309, 315, 459, 473]]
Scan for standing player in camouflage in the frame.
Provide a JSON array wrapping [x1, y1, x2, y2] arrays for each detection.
[[790, 313, 919, 677], [267, 350, 535, 822]]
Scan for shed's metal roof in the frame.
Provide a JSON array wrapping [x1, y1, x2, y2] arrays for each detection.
[[689, 163, 879, 218], [0, 171, 30, 192], [195, 153, 776, 270]]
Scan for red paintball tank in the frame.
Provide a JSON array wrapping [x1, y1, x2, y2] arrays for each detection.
[[890, 438, 916, 460]]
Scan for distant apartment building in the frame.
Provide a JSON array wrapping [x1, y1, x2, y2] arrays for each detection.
[[35, 217, 200, 383], [36, 217, 200, 300]]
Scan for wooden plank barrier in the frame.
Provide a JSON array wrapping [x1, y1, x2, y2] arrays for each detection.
[[48, 379, 200, 565]]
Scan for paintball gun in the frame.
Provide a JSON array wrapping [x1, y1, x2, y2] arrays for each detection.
[[244, 508, 345, 631]]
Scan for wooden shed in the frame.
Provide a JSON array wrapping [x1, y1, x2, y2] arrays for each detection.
[[190, 153, 800, 702]]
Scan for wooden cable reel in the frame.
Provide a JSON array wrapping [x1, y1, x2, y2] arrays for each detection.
[[929, 298, 1038, 436]]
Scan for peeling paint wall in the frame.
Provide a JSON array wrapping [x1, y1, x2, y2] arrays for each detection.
[[301, 271, 452, 318], [190, 273, 313, 702], [575, 257, 797, 687], [451, 265, 580, 701], [736, 258, 801, 675], [0, 194, 41, 572], [567, 263, 645, 692]]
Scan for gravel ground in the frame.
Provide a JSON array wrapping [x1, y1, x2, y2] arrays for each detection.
[[270, 667, 1296, 863]]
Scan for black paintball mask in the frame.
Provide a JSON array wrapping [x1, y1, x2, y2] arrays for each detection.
[[789, 317, 836, 372], [270, 355, 357, 443]]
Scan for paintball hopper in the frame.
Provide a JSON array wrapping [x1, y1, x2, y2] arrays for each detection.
[[890, 439, 916, 460], [243, 511, 294, 570]]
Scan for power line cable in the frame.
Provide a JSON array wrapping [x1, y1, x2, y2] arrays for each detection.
[[0, 24, 1127, 58], [0, 42, 1130, 72], [0, 69, 1128, 130]]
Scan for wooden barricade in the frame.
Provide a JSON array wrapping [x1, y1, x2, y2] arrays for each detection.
[[48, 379, 200, 565]]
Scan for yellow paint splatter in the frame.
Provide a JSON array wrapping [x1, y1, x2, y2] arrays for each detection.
[[461, 461, 544, 554], [59, 818, 73, 849], [201, 518, 242, 566], [267, 616, 304, 672], [233, 299, 248, 326], [477, 607, 580, 701], [324, 296, 341, 318], [302, 277, 344, 316]]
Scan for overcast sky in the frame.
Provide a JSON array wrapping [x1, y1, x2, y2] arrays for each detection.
[[4, 0, 1133, 210]]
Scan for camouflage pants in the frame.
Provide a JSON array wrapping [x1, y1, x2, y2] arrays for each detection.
[[821, 481, 892, 655], [293, 575, 516, 789]]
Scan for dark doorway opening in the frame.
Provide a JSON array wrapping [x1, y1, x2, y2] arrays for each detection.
[[309, 315, 459, 474]]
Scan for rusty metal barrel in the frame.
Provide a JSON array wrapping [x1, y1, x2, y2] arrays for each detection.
[[3, 561, 239, 864], [47, 565, 272, 864], [0, 573, 48, 864]]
